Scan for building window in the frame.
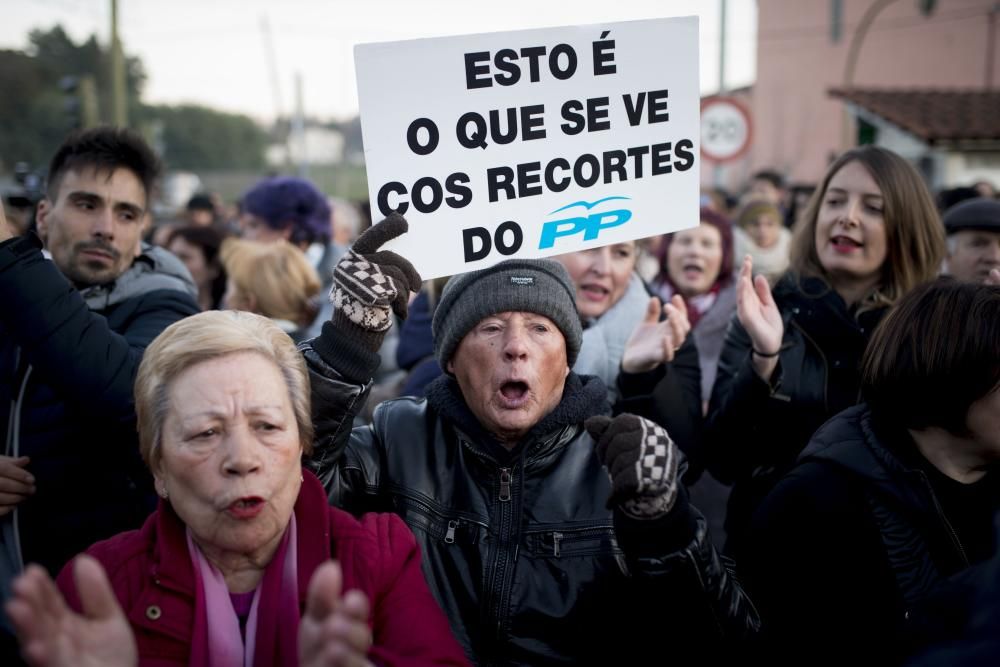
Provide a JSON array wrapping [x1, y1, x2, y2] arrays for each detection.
[[858, 118, 878, 145]]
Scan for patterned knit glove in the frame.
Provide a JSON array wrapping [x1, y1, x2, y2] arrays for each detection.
[[332, 212, 422, 352], [585, 414, 680, 520]]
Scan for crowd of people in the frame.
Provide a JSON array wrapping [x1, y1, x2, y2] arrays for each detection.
[[0, 124, 998, 666]]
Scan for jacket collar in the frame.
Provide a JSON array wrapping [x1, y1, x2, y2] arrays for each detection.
[[79, 243, 197, 311], [800, 404, 933, 514], [142, 468, 330, 619], [425, 371, 608, 462]]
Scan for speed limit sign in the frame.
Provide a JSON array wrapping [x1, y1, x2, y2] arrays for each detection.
[[700, 97, 752, 163]]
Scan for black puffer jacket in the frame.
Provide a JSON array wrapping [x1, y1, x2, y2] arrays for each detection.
[[0, 233, 198, 648], [303, 342, 759, 666], [743, 405, 1000, 663], [703, 274, 885, 558]]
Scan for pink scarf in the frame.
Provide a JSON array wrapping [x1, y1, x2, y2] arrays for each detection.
[[186, 513, 299, 667], [655, 281, 722, 329]]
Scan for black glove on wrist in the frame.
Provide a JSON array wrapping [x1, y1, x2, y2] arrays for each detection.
[[585, 413, 680, 520], [331, 212, 422, 353]]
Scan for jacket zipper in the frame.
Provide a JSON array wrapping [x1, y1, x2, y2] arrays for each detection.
[[915, 470, 969, 567], [484, 464, 518, 649], [6, 352, 32, 575], [543, 525, 617, 557], [396, 494, 485, 542], [499, 467, 512, 502], [790, 319, 830, 411]]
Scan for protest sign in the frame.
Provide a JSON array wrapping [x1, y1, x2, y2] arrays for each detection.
[[355, 17, 700, 279]]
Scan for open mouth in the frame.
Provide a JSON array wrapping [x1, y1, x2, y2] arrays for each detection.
[[498, 381, 530, 408], [580, 284, 610, 302], [682, 263, 704, 279], [831, 235, 863, 252], [227, 496, 265, 519]]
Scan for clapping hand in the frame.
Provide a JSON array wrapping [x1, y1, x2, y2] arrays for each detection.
[[986, 268, 1000, 286], [300, 561, 375, 667], [735, 255, 783, 379], [621, 295, 691, 374], [6, 555, 138, 667]]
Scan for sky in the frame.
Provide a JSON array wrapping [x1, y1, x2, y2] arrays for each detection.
[[2, 0, 757, 124]]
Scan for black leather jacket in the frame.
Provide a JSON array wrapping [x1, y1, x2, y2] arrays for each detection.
[[302, 344, 759, 666]]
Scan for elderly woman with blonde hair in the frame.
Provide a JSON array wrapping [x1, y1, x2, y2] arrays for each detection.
[[5, 311, 468, 667], [222, 239, 322, 343]]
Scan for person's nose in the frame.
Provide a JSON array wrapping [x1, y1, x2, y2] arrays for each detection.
[[588, 248, 611, 275], [91, 208, 115, 240], [984, 240, 1000, 263], [222, 427, 262, 477], [502, 324, 530, 361], [841, 197, 862, 228]]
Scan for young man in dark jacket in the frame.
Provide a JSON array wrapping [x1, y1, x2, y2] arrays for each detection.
[[0, 127, 199, 653], [303, 215, 759, 665]]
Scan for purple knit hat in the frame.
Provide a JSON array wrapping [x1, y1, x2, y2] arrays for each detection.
[[241, 176, 331, 245]]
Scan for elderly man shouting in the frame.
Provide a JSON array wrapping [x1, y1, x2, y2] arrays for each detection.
[[303, 215, 758, 665]]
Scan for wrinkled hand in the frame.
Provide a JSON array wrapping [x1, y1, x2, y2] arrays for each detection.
[[621, 295, 691, 374], [585, 414, 680, 519], [332, 212, 421, 335], [0, 456, 35, 516], [986, 268, 1000, 286], [299, 561, 375, 667], [6, 555, 137, 667]]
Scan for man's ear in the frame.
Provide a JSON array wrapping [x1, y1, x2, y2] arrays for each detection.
[[35, 199, 52, 242], [447, 359, 455, 375]]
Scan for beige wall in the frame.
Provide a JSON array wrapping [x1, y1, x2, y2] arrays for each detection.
[[751, 0, 1000, 185]]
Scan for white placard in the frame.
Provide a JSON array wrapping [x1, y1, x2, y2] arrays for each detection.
[[355, 17, 700, 279]]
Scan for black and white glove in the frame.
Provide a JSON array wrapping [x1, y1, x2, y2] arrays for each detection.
[[331, 212, 421, 352], [585, 414, 680, 520]]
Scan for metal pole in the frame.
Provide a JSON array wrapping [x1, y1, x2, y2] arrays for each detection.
[[714, 0, 728, 188], [294, 72, 308, 178], [841, 0, 900, 149], [110, 0, 128, 127], [986, 3, 998, 89], [719, 0, 727, 95], [260, 15, 292, 169]]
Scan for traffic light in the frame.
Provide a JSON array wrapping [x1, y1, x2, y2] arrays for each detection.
[[59, 75, 82, 130], [58, 74, 99, 130]]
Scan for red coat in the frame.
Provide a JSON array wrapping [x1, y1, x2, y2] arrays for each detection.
[[57, 470, 469, 667]]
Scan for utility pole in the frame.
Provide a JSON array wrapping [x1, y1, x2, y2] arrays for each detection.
[[293, 72, 308, 178], [110, 0, 128, 127], [260, 15, 292, 169]]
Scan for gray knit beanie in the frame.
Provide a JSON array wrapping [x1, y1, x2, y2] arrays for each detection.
[[433, 259, 583, 370]]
